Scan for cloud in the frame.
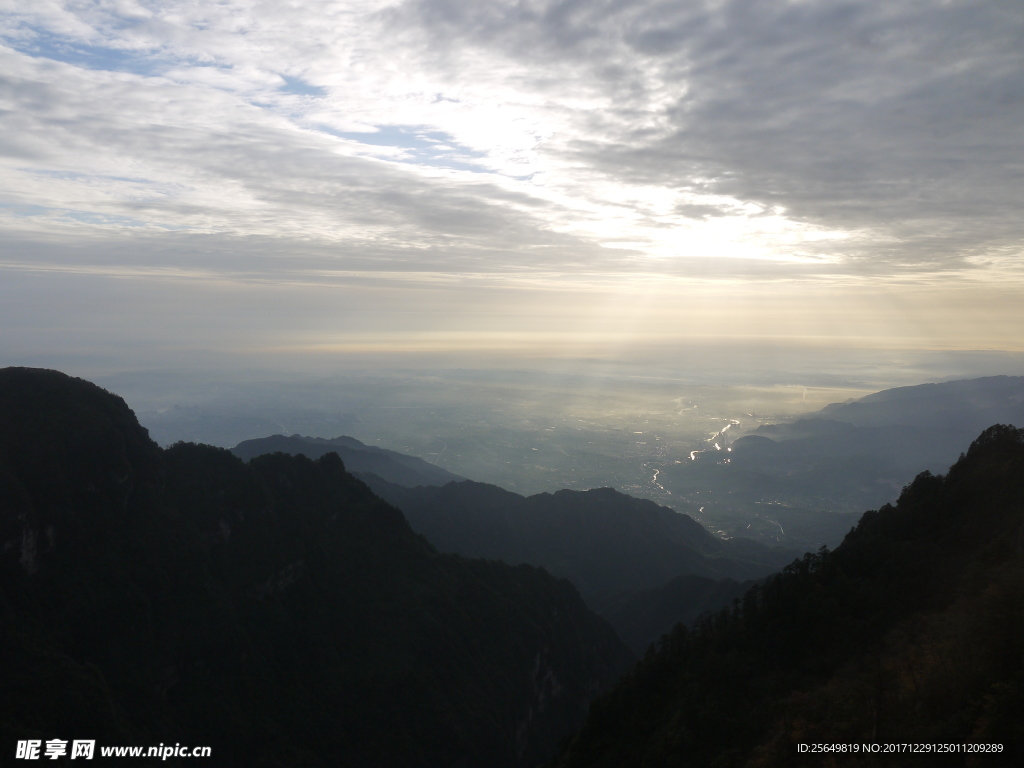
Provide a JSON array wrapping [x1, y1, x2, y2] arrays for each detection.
[[1, 0, 1023, 364], [385, 0, 1024, 271]]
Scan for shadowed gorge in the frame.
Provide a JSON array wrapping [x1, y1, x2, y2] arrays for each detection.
[[0, 368, 633, 766]]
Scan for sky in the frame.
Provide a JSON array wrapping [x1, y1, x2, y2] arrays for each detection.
[[1, 0, 1023, 373]]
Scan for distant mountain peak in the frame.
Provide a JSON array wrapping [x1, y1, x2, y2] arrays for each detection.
[[230, 433, 463, 488]]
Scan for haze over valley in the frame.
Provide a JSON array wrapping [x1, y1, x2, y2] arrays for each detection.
[[110, 363, 1024, 551]]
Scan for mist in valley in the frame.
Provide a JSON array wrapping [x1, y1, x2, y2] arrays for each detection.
[[85, 343, 1024, 552]]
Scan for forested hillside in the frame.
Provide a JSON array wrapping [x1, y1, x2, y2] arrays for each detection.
[[554, 424, 1024, 767]]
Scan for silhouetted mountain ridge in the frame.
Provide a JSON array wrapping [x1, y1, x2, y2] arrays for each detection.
[[553, 423, 1024, 767], [362, 476, 795, 651], [0, 368, 632, 767], [232, 432, 463, 487]]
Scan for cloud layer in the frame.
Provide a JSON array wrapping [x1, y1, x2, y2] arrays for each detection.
[[1, 0, 1023, 361]]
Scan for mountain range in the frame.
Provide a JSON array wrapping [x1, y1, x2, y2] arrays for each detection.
[[362, 477, 792, 654], [553, 424, 1024, 767], [7, 367, 1022, 766], [228, 431, 796, 654], [227, 376, 1024, 656], [0, 368, 632, 767]]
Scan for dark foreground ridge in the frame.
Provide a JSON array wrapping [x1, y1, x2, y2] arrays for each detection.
[[552, 424, 1024, 767], [0, 368, 633, 767]]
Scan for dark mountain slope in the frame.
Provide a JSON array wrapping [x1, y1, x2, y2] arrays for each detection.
[[363, 477, 794, 615], [553, 424, 1024, 767], [0, 368, 632, 767], [599, 574, 753, 656], [232, 433, 463, 487]]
